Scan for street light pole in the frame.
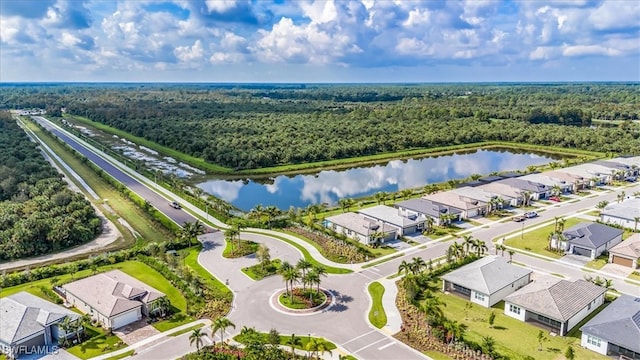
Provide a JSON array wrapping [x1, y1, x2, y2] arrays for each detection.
[[206, 203, 209, 221], [521, 222, 525, 241]]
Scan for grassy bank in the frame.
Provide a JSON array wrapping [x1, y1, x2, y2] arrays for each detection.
[[62, 115, 601, 177]]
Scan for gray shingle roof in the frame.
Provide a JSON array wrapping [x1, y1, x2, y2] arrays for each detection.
[[580, 294, 640, 353], [0, 292, 78, 345], [601, 198, 640, 222], [357, 205, 421, 229], [394, 198, 462, 218], [504, 277, 606, 321], [497, 178, 548, 193], [62, 270, 165, 318], [325, 212, 396, 236], [441, 256, 532, 295], [562, 222, 623, 250]]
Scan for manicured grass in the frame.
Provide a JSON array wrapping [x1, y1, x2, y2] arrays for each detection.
[[279, 289, 326, 309], [628, 271, 640, 281], [367, 282, 387, 329], [233, 333, 337, 351], [362, 254, 403, 269], [103, 350, 135, 360], [66, 326, 126, 359], [168, 323, 205, 337], [183, 246, 231, 296], [584, 256, 608, 270], [436, 293, 608, 359], [23, 117, 171, 248], [424, 351, 453, 360], [551, 273, 566, 278], [504, 217, 583, 259], [241, 259, 282, 280], [222, 239, 258, 258], [247, 231, 352, 274]]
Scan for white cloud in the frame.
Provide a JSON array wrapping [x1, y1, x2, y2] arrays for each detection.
[[175, 39, 204, 62], [562, 45, 621, 57], [205, 0, 237, 13], [60, 32, 81, 47]]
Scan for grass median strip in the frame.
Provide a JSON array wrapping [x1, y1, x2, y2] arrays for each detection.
[[246, 231, 352, 274], [368, 282, 387, 329], [168, 323, 205, 337], [362, 253, 403, 269]]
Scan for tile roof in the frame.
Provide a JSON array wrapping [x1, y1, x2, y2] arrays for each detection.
[[601, 198, 640, 222], [394, 198, 462, 218], [325, 212, 396, 236], [62, 270, 165, 318], [442, 256, 532, 295], [562, 222, 624, 249], [357, 205, 421, 229], [477, 182, 523, 199], [608, 233, 640, 259], [497, 178, 548, 193], [452, 186, 514, 203], [0, 292, 78, 345], [504, 277, 606, 321], [580, 294, 640, 353], [423, 192, 487, 211]]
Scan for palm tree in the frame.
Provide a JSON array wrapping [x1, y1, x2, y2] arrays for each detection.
[[154, 297, 171, 318], [338, 199, 349, 212], [401, 188, 413, 200], [286, 334, 302, 359], [397, 260, 411, 276], [305, 271, 320, 301], [474, 239, 488, 256], [420, 295, 445, 336], [557, 217, 566, 232], [58, 316, 75, 347], [296, 259, 312, 279], [211, 317, 235, 344], [551, 184, 562, 197], [181, 220, 206, 246], [189, 328, 206, 351], [256, 243, 271, 269], [306, 338, 332, 360], [264, 205, 281, 228], [425, 216, 434, 234], [634, 217, 639, 232], [374, 191, 388, 205], [281, 267, 300, 298], [312, 266, 327, 292], [224, 226, 239, 252], [508, 249, 515, 263], [410, 257, 426, 275], [521, 190, 532, 207]]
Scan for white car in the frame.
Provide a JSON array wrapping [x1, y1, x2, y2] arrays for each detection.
[[170, 201, 181, 209], [524, 211, 538, 218]]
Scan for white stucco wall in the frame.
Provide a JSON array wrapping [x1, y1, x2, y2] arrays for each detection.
[[601, 215, 633, 229], [567, 294, 605, 332], [487, 274, 531, 307], [470, 290, 490, 307], [504, 301, 527, 321], [581, 333, 609, 355]]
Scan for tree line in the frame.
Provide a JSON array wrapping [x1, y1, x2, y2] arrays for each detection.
[[0, 111, 102, 260]]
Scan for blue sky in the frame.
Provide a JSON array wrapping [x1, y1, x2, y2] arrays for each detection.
[[1, 0, 638, 82]]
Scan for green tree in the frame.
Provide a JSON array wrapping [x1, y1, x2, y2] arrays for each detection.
[[189, 328, 206, 351], [211, 317, 235, 344], [286, 334, 302, 359], [565, 346, 575, 360]]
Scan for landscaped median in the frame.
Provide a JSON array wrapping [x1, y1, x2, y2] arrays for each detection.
[[367, 282, 387, 329]]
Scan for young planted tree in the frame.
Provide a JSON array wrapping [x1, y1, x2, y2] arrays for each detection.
[[189, 328, 206, 351], [211, 317, 235, 344]]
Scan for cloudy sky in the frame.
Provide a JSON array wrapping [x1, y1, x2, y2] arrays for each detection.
[[1, 0, 638, 82]]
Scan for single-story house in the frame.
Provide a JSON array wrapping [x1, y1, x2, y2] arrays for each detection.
[[519, 173, 573, 194], [442, 255, 532, 308], [476, 182, 524, 206], [357, 205, 424, 236], [608, 233, 640, 269], [504, 276, 606, 336], [580, 294, 640, 359], [600, 198, 640, 230], [610, 156, 640, 174], [0, 292, 79, 359], [591, 160, 635, 179], [544, 171, 587, 191], [394, 198, 463, 227], [62, 270, 166, 330], [324, 212, 397, 245], [451, 186, 513, 212], [495, 178, 549, 200], [550, 222, 623, 259], [559, 164, 611, 186], [422, 191, 487, 219], [478, 175, 504, 184]]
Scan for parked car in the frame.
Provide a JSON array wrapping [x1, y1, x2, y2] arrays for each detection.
[[524, 211, 538, 218], [513, 215, 526, 222], [549, 196, 561, 202], [170, 201, 181, 209], [625, 176, 637, 182]]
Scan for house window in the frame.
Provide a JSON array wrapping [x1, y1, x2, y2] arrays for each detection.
[[509, 304, 521, 315], [588, 303, 591, 310], [474, 292, 485, 301], [347, 230, 352, 235], [587, 335, 601, 347]]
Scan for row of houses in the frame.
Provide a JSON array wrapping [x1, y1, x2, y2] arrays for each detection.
[[1, 270, 166, 359], [441, 256, 640, 359], [324, 156, 640, 246]]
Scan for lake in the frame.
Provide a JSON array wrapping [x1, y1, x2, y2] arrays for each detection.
[[196, 149, 558, 211]]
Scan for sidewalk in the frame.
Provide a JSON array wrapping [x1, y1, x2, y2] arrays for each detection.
[[89, 319, 211, 360]]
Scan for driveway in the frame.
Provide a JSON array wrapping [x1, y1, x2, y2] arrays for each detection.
[[601, 263, 634, 278], [114, 319, 161, 345], [560, 254, 590, 267]]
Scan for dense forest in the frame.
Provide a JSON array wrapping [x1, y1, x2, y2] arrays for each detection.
[[0, 111, 101, 260], [0, 83, 639, 170]]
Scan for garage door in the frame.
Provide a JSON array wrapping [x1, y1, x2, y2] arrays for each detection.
[[112, 309, 140, 329], [612, 255, 633, 267], [18, 333, 45, 355], [573, 246, 592, 257]]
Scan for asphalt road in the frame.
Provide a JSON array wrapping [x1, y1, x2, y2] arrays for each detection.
[[32, 116, 198, 228]]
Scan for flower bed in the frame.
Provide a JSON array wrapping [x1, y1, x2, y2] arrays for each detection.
[[285, 227, 370, 263], [279, 288, 327, 310]]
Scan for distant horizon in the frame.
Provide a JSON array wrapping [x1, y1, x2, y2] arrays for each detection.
[[1, 80, 639, 85], [1, 1, 638, 82]]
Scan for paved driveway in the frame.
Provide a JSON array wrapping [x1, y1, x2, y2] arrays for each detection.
[[560, 254, 590, 267], [114, 319, 161, 345], [601, 263, 634, 278]]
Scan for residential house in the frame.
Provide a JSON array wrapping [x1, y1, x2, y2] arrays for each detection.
[[608, 233, 640, 269], [504, 276, 606, 336], [600, 198, 640, 230], [476, 182, 524, 207], [478, 175, 504, 184], [442, 256, 532, 308], [544, 170, 587, 191], [394, 198, 463, 227], [451, 186, 513, 213], [580, 294, 640, 359], [62, 270, 166, 330], [551, 222, 623, 259], [560, 164, 613, 186], [494, 178, 549, 200], [357, 205, 424, 236], [610, 156, 640, 175], [592, 160, 635, 180], [422, 191, 487, 219], [519, 173, 573, 194], [0, 292, 79, 359], [324, 212, 397, 245]]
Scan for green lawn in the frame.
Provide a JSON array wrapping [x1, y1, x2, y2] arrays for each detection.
[[246, 231, 352, 274], [424, 351, 452, 360], [504, 217, 583, 258], [367, 282, 387, 328], [233, 333, 337, 351], [222, 239, 258, 258], [168, 323, 205, 337], [584, 256, 608, 270], [103, 350, 135, 360], [436, 292, 608, 360], [66, 326, 126, 359], [362, 254, 403, 269], [183, 246, 231, 296], [241, 259, 282, 280], [279, 290, 326, 309], [628, 271, 640, 281]]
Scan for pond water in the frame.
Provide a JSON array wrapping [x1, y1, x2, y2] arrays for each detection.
[[197, 149, 559, 211]]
